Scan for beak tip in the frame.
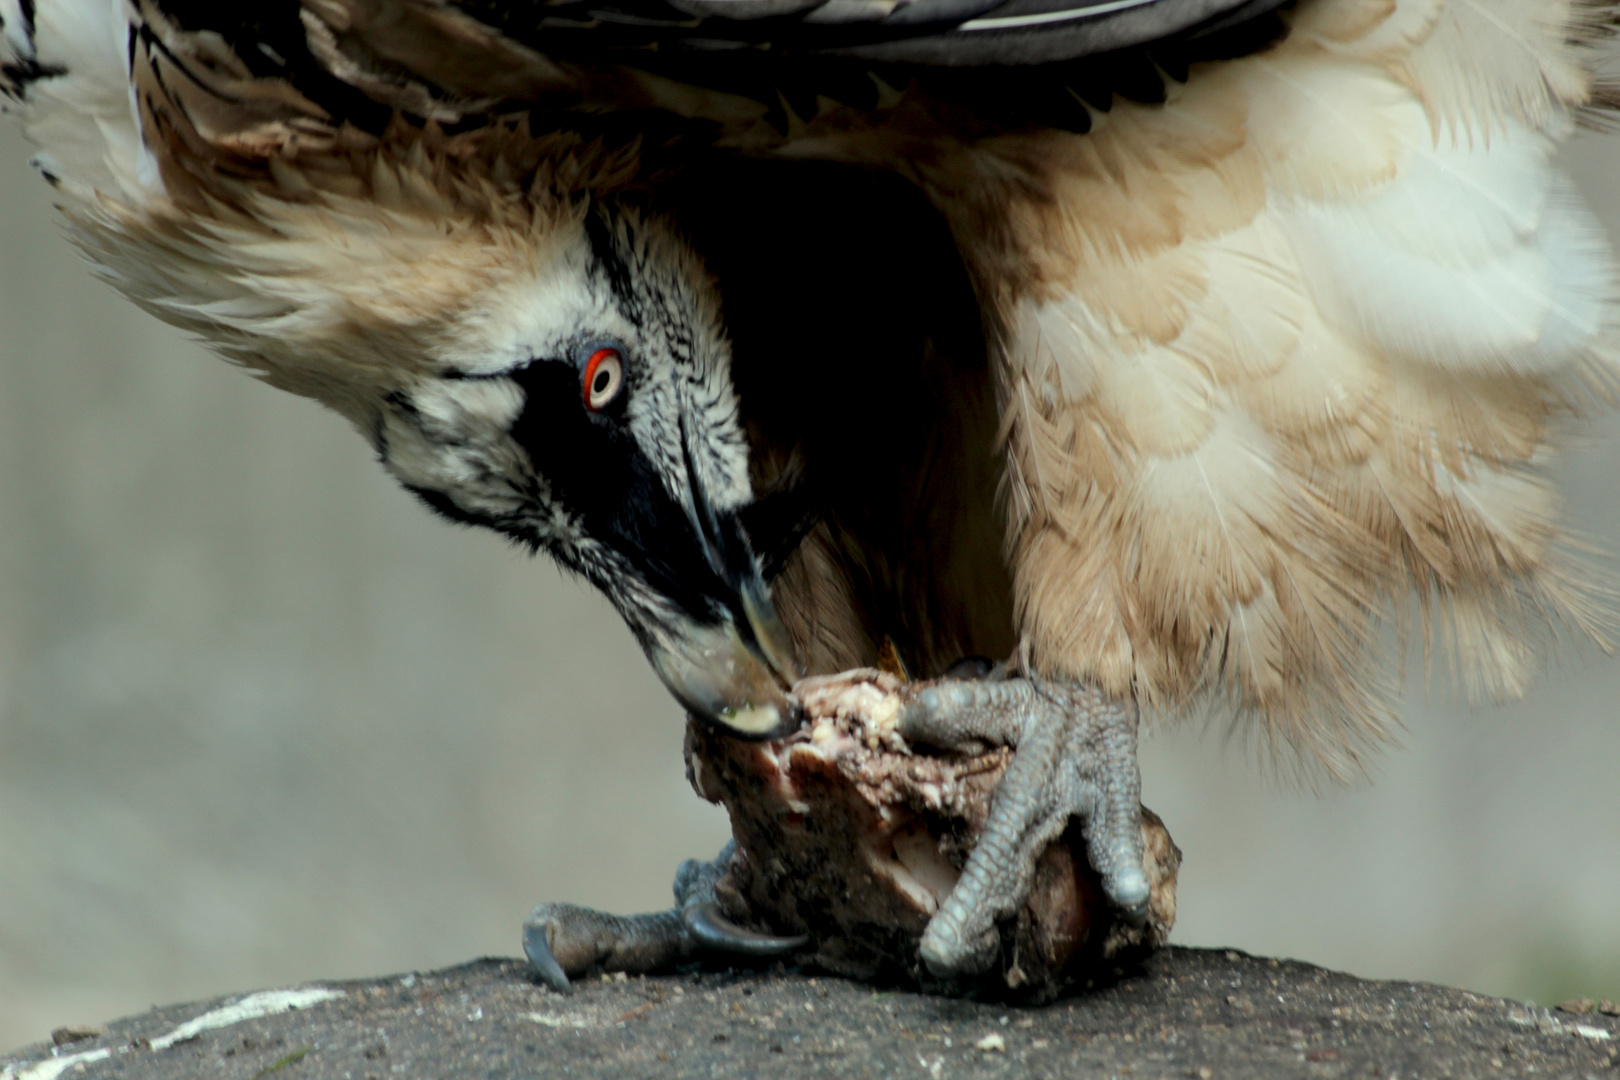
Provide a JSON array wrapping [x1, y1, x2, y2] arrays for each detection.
[[709, 694, 803, 741], [650, 621, 804, 742], [645, 559, 801, 741]]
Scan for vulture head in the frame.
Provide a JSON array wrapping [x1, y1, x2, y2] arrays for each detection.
[[368, 196, 800, 738]]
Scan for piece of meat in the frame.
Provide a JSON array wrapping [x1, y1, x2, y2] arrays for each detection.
[[685, 670, 1179, 1000]]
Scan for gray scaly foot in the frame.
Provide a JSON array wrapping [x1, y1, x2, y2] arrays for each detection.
[[894, 672, 1148, 978], [522, 840, 807, 991]]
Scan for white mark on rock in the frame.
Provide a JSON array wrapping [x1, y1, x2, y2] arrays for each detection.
[[1, 988, 341, 1080], [151, 988, 345, 1050], [524, 1013, 594, 1030], [2, 1048, 111, 1080], [1513, 1009, 1616, 1041], [975, 1033, 1006, 1053]]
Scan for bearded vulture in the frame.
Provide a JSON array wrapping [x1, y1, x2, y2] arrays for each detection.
[[3, 0, 1616, 990]]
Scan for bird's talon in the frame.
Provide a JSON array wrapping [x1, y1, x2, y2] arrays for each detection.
[[918, 920, 997, 979], [890, 673, 1147, 978], [521, 843, 807, 986], [1106, 865, 1152, 918], [521, 914, 574, 993], [682, 900, 808, 956]]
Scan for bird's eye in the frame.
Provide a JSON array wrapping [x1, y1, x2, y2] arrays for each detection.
[[583, 348, 624, 412]]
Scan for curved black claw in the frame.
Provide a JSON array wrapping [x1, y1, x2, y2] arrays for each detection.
[[682, 901, 808, 956], [894, 675, 1148, 978], [523, 914, 575, 993]]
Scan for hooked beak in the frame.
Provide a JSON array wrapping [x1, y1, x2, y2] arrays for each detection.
[[644, 481, 803, 739], [646, 601, 801, 739]]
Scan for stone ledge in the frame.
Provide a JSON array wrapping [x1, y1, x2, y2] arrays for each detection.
[[5, 947, 1616, 1079]]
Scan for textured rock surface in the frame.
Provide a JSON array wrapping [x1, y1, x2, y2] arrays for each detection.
[[6, 948, 1616, 1079]]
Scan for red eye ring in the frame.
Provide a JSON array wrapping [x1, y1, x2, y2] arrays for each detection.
[[583, 348, 624, 411]]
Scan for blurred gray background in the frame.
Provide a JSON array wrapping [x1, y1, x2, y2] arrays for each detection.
[[2, 119, 1617, 1051]]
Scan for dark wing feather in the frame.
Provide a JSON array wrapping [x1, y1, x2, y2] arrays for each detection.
[[136, 0, 1289, 142], [442, 0, 1285, 64]]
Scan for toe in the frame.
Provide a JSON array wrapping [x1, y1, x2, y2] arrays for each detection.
[[1103, 863, 1151, 924], [910, 676, 1149, 978], [918, 912, 1000, 978], [521, 903, 691, 985], [1082, 805, 1150, 921], [916, 887, 1000, 978]]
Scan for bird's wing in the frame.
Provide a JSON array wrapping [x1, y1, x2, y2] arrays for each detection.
[[293, 0, 1284, 64], [5, 0, 1616, 777], [1, 0, 1292, 154], [947, 0, 1620, 777]]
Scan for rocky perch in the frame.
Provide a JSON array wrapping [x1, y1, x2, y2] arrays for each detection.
[[7, 948, 1617, 1079]]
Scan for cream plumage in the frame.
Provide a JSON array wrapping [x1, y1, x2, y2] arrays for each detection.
[[987, 0, 1620, 776], [3, 0, 1616, 986]]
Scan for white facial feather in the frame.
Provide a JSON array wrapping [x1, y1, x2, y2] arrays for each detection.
[[378, 376, 544, 529], [432, 228, 630, 377]]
